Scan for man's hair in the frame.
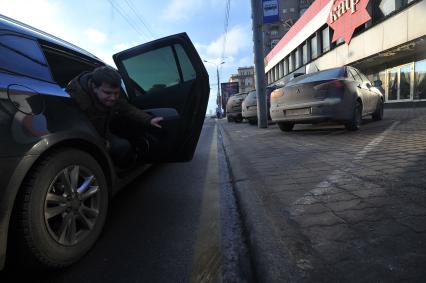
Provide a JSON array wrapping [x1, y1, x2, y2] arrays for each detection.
[[91, 66, 122, 88]]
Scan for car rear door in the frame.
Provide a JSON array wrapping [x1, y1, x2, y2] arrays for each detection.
[[113, 33, 209, 162]]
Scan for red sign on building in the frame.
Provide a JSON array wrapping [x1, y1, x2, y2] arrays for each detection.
[[327, 0, 371, 44]]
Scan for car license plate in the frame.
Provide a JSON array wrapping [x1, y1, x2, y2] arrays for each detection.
[[285, 108, 311, 116]]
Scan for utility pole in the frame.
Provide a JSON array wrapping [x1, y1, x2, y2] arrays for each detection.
[[250, 0, 268, 128], [204, 60, 225, 118]]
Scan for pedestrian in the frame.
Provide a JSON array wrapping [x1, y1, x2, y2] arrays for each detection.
[[66, 66, 163, 167]]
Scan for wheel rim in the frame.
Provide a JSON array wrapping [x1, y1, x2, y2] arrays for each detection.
[[44, 165, 101, 246]]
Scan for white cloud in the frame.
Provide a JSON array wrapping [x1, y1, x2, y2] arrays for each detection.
[[1, 0, 68, 40], [84, 28, 107, 44], [113, 43, 131, 51], [206, 25, 251, 59], [162, 0, 206, 21]]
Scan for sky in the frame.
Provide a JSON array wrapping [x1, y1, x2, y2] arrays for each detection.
[[1, 0, 255, 115]]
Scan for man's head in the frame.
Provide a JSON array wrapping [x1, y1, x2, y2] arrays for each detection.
[[90, 66, 122, 107]]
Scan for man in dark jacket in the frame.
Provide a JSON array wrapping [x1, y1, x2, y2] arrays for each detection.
[[66, 66, 163, 167]]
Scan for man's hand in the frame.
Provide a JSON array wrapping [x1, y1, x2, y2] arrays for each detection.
[[150, 117, 164, 128]]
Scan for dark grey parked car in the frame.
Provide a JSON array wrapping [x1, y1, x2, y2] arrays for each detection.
[[270, 66, 384, 131], [0, 15, 209, 270], [226, 92, 247, 123]]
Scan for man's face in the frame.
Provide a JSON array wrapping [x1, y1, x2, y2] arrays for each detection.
[[92, 82, 120, 107]]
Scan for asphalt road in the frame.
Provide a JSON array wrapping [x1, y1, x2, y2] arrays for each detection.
[[1, 118, 250, 283]]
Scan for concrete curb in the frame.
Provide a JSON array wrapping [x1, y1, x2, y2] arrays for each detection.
[[217, 121, 334, 283]]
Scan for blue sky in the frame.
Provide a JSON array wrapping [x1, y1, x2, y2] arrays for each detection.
[[1, 0, 254, 114]]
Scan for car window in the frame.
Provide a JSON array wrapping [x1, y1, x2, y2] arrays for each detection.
[[122, 46, 181, 94], [0, 35, 51, 81], [347, 67, 362, 82], [41, 45, 100, 87], [287, 67, 344, 86], [174, 44, 196, 82]]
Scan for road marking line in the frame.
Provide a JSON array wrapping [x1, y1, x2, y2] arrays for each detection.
[[354, 121, 399, 161], [291, 121, 399, 214]]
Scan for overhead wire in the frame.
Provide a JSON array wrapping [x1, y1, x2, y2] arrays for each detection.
[[122, 0, 157, 40], [106, 0, 151, 41]]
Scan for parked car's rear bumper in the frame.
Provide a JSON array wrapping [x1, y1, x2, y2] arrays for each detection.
[[270, 98, 353, 123], [242, 105, 257, 119]]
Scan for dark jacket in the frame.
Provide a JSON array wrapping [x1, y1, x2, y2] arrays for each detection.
[[66, 72, 153, 138]]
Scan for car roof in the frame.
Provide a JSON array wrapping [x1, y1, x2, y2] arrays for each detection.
[[0, 14, 104, 64]]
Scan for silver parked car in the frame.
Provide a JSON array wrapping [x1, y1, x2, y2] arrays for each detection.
[[270, 66, 384, 131], [242, 90, 258, 124], [226, 92, 247, 123]]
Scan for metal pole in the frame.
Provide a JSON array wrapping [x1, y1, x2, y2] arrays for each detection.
[[217, 66, 221, 117], [251, 0, 268, 128]]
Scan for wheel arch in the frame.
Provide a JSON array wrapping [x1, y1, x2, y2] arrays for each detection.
[[1, 137, 114, 270]]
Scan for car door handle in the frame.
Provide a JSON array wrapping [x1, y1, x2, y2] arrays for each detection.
[[145, 107, 180, 121]]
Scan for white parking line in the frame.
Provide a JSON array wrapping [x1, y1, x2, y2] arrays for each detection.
[[292, 121, 399, 212], [354, 121, 399, 161]]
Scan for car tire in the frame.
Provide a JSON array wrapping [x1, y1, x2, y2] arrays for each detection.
[[278, 122, 294, 132], [372, 99, 384, 121], [11, 149, 109, 269], [248, 119, 257, 125], [227, 116, 232, 122], [345, 101, 362, 131]]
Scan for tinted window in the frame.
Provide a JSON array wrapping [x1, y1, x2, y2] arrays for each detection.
[[347, 68, 362, 82], [122, 46, 180, 93], [174, 44, 196, 82], [287, 68, 344, 86], [0, 35, 51, 81]]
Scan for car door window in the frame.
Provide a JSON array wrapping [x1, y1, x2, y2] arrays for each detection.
[[122, 46, 180, 94], [348, 68, 363, 83], [0, 35, 51, 81], [174, 44, 196, 82]]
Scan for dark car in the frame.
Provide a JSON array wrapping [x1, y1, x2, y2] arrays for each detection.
[[0, 15, 209, 270], [270, 66, 384, 131], [226, 92, 247, 123]]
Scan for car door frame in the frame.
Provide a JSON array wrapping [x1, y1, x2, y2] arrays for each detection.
[[112, 33, 210, 162]]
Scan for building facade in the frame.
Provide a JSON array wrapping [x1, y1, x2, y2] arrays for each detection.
[[263, 0, 315, 54], [229, 66, 255, 93], [265, 0, 426, 104]]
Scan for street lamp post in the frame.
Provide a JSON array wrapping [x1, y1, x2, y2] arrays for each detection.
[[203, 60, 225, 117]]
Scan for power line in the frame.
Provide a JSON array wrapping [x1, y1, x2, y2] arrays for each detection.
[[221, 0, 231, 65], [122, 0, 157, 40], [107, 0, 151, 41]]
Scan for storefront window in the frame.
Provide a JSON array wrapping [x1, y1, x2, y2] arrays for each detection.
[[278, 60, 283, 79], [289, 53, 294, 72], [387, 68, 398, 101], [284, 57, 289, 75], [322, 26, 330, 53], [295, 48, 301, 69], [400, 65, 411, 100], [302, 42, 308, 64], [311, 35, 318, 59], [414, 60, 426, 100]]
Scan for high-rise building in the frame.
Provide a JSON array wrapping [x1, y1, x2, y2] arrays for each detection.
[[229, 66, 255, 93], [263, 0, 315, 55]]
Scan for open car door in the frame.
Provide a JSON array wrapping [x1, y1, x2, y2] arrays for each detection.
[[113, 33, 209, 162]]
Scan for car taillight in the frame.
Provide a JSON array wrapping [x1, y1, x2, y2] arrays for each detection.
[[271, 89, 283, 98]]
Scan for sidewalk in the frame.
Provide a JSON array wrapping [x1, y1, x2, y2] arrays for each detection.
[[218, 108, 426, 283]]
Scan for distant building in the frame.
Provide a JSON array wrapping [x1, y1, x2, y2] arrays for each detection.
[[229, 66, 255, 93], [263, 0, 315, 55]]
